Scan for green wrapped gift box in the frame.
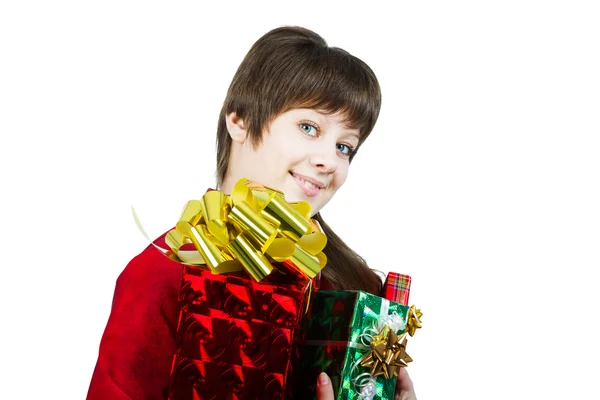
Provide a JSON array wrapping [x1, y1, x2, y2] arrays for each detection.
[[288, 290, 410, 400]]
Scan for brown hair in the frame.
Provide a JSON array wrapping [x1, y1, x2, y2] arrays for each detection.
[[215, 26, 383, 294]]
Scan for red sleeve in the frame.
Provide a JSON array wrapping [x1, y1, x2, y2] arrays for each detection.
[[87, 243, 183, 400]]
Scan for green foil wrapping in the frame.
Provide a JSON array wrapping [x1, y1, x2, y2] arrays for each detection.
[[289, 290, 410, 400]]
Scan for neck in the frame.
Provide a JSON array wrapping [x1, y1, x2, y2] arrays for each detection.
[[218, 175, 235, 195]]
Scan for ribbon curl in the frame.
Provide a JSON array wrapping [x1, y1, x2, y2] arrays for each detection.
[[137, 178, 327, 282], [353, 373, 377, 399]]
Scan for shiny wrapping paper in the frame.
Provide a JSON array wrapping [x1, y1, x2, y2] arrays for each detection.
[[288, 290, 410, 400], [381, 272, 411, 306], [168, 265, 318, 399]]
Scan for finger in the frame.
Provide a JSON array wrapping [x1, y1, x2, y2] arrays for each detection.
[[394, 368, 417, 400], [397, 368, 414, 392], [316, 372, 334, 400]]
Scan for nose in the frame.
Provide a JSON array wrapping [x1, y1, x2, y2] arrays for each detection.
[[309, 145, 338, 174]]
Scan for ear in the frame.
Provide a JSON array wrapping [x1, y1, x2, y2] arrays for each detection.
[[225, 112, 248, 144]]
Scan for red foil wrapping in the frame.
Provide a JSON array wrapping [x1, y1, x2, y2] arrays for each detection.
[[168, 264, 317, 400], [381, 272, 411, 306]]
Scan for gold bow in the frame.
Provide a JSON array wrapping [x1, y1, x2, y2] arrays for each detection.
[[359, 325, 413, 379], [163, 178, 327, 282], [406, 305, 423, 337]]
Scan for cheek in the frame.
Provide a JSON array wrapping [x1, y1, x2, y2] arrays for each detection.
[[274, 138, 305, 166], [332, 164, 350, 190]]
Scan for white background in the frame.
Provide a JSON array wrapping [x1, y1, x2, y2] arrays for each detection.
[[1, 1, 599, 399]]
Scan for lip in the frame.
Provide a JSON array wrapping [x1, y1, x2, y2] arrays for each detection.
[[289, 172, 326, 189], [289, 172, 326, 198]]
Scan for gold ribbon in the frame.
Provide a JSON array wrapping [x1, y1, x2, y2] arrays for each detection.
[[359, 325, 413, 379], [406, 305, 423, 337], [163, 178, 327, 282]]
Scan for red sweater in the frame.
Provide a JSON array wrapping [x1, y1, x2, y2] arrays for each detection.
[[87, 237, 183, 400]]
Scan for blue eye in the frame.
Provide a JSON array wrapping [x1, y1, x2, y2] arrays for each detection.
[[337, 143, 354, 157], [299, 122, 318, 137]]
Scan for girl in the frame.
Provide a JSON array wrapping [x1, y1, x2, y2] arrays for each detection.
[[87, 26, 417, 400]]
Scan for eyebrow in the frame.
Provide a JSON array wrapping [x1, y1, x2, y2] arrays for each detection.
[[312, 110, 360, 130], [335, 125, 360, 141], [344, 132, 360, 139]]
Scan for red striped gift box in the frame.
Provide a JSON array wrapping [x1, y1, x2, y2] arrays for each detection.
[[381, 272, 411, 305]]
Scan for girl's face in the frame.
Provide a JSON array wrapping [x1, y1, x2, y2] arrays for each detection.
[[225, 108, 360, 216]]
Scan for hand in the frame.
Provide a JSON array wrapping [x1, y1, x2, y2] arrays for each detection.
[[394, 368, 417, 400], [316, 372, 334, 400], [316, 369, 416, 400]]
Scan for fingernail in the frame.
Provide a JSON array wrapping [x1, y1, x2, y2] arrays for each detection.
[[318, 372, 329, 386]]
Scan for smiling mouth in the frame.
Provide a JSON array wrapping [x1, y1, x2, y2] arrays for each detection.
[[289, 172, 324, 197]]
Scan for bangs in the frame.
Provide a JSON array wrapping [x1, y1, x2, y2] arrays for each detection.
[[267, 47, 381, 144]]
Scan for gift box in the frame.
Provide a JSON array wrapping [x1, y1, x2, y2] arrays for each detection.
[[381, 272, 411, 306], [140, 178, 329, 399], [168, 265, 318, 399], [289, 290, 411, 400]]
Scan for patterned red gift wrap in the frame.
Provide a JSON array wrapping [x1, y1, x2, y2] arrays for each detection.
[[381, 272, 411, 305], [168, 265, 316, 400]]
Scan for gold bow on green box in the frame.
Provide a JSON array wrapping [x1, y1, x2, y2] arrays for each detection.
[[359, 325, 413, 380]]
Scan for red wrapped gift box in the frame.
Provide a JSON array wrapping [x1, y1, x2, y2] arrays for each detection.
[[381, 272, 411, 306], [168, 265, 317, 400]]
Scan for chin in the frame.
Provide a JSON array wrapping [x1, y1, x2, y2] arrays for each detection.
[[281, 191, 302, 203], [307, 200, 324, 216]]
